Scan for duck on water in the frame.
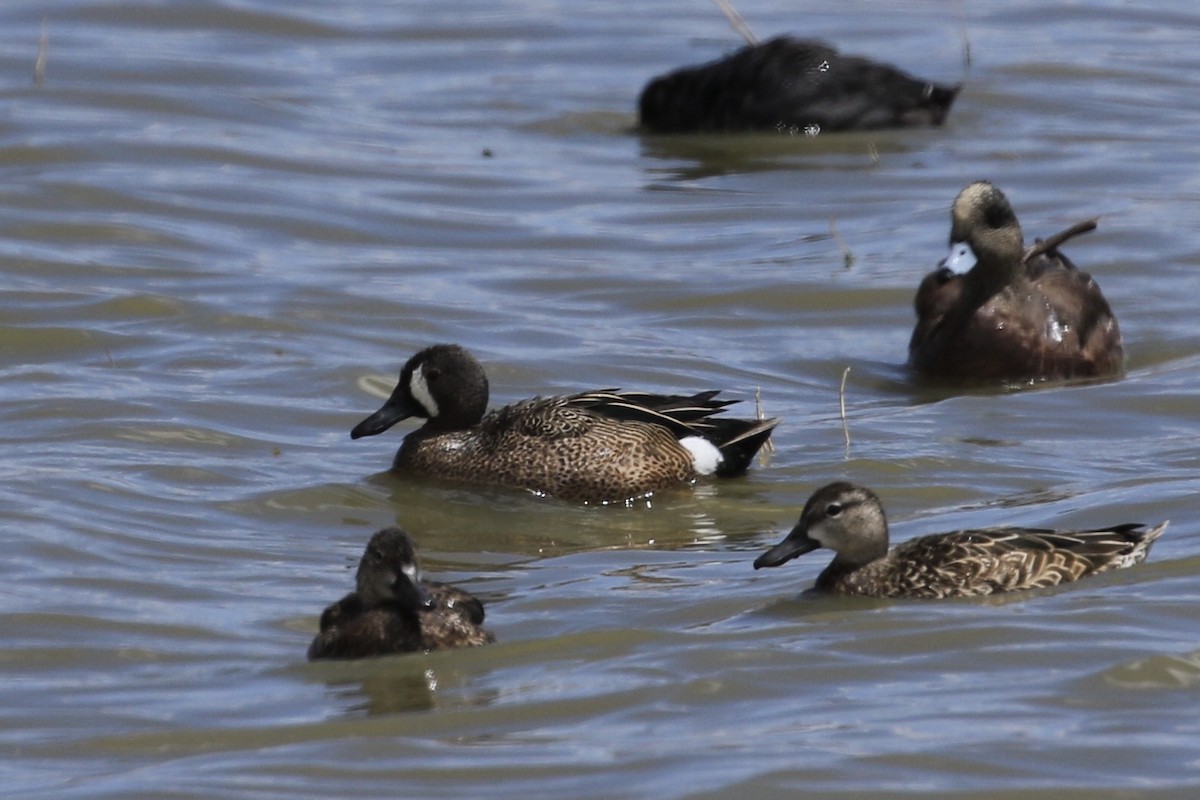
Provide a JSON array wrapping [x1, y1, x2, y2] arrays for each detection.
[[909, 181, 1123, 384], [308, 527, 494, 661], [754, 482, 1167, 599], [350, 344, 778, 504], [639, 36, 960, 135]]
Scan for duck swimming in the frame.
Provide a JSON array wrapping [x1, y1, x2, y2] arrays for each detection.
[[639, 36, 960, 134], [308, 527, 494, 660], [753, 482, 1167, 599], [350, 344, 779, 504], [908, 181, 1123, 383]]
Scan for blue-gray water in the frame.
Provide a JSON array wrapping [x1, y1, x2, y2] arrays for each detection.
[[3, 1, 1200, 797]]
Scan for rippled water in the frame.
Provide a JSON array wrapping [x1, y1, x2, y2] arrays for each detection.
[[3, 0, 1200, 797]]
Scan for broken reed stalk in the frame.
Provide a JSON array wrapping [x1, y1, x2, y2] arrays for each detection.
[[711, 0, 757, 46], [33, 18, 47, 87], [755, 385, 775, 454], [1023, 218, 1099, 263], [839, 367, 851, 456]]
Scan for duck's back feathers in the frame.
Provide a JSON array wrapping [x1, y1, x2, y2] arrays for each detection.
[[308, 585, 494, 661], [640, 36, 960, 134], [845, 522, 1168, 598]]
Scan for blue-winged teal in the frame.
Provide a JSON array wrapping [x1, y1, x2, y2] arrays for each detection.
[[308, 527, 494, 660], [909, 181, 1123, 383], [753, 482, 1167, 598], [350, 344, 779, 504], [639, 36, 960, 134]]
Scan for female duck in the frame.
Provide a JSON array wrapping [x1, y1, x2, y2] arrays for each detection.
[[639, 36, 960, 134], [753, 482, 1166, 598], [350, 344, 779, 504], [909, 181, 1123, 383], [308, 527, 494, 660]]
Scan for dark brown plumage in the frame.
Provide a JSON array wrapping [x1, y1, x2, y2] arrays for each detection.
[[753, 482, 1167, 599], [308, 528, 494, 660], [909, 181, 1123, 383], [350, 344, 779, 504], [639, 36, 960, 134]]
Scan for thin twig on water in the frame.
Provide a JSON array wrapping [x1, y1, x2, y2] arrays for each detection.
[[33, 18, 47, 87], [839, 367, 851, 457], [755, 385, 775, 454]]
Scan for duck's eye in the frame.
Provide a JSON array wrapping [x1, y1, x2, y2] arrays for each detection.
[[825, 502, 843, 517], [425, 367, 441, 382], [366, 548, 383, 562]]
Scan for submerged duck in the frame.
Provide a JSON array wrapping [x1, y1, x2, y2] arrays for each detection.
[[908, 181, 1123, 383], [350, 344, 779, 504], [308, 527, 494, 660], [639, 36, 960, 134], [753, 482, 1167, 598]]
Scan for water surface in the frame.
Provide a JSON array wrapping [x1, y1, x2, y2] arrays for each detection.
[[2, 0, 1200, 797]]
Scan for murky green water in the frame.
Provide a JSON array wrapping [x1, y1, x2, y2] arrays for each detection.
[[3, 0, 1199, 797]]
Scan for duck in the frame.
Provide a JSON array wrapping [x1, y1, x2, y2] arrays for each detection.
[[350, 344, 779, 504], [638, 36, 960, 135], [753, 482, 1167, 598], [308, 527, 494, 660], [908, 181, 1123, 383]]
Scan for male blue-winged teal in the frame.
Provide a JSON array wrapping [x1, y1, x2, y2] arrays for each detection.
[[909, 181, 1123, 383], [639, 36, 960, 134], [753, 482, 1167, 598], [308, 527, 494, 660], [350, 344, 779, 504]]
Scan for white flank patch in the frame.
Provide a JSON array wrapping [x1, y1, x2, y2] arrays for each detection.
[[944, 241, 976, 274], [409, 364, 440, 417], [681, 435, 723, 476]]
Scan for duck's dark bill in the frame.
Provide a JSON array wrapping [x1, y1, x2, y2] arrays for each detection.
[[753, 533, 820, 570], [351, 397, 415, 439]]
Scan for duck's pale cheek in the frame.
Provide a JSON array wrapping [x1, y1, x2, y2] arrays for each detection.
[[410, 367, 440, 417], [943, 242, 976, 274]]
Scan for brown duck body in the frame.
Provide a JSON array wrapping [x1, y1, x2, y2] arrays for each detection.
[[639, 36, 959, 134], [754, 482, 1166, 599], [811, 524, 1166, 599], [308, 528, 494, 661], [909, 182, 1123, 383], [308, 582, 493, 660], [352, 345, 778, 504]]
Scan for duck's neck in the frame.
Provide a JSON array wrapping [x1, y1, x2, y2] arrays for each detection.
[[961, 252, 1026, 308]]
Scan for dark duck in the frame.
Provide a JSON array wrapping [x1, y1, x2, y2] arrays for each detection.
[[308, 527, 494, 660], [639, 36, 960, 134], [909, 181, 1123, 383]]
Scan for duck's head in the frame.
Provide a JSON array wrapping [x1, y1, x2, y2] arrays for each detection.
[[351, 344, 490, 438], [943, 181, 1025, 279], [356, 527, 435, 612], [754, 482, 890, 570]]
